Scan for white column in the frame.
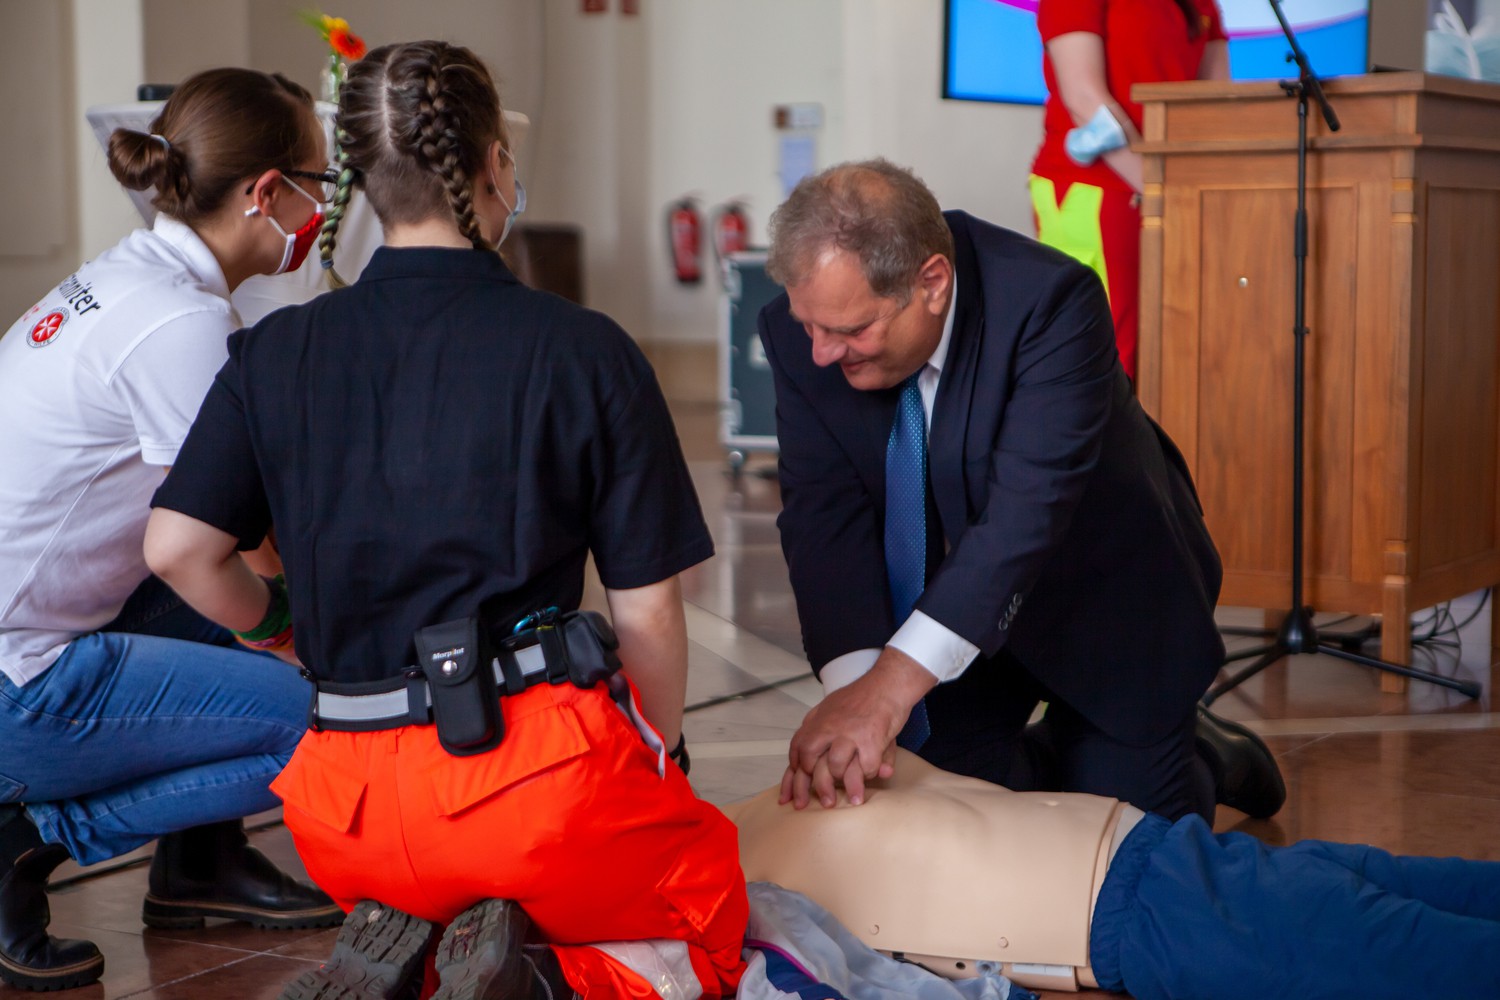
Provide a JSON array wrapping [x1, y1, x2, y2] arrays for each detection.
[[73, 0, 145, 258]]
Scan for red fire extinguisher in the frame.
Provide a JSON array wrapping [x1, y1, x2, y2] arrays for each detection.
[[713, 200, 750, 262], [667, 197, 703, 285]]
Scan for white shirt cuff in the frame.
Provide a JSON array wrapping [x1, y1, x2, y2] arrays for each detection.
[[887, 610, 980, 684], [819, 648, 882, 693]]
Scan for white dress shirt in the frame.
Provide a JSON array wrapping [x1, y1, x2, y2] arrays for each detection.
[[820, 276, 982, 693]]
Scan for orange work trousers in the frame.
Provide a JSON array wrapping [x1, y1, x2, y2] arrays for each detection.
[[271, 678, 748, 999]]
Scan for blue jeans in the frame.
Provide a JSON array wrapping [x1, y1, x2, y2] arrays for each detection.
[[1091, 813, 1500, 999], [0, 578, 313, 865]]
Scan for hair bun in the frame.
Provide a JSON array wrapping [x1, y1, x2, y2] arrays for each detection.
[[106, 127, 182, 196]]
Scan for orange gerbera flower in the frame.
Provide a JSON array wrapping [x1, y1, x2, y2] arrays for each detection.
[[328, 26, 366, 60], [299, 9, 366, 62]]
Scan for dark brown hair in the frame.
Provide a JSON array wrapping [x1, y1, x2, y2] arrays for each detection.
[[107, 68, 318, 226], [321, 39, 506, 271], [1173, 0, 1205, 41], [766, 159, 954, 303]]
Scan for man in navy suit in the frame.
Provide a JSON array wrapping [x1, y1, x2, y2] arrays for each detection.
[[759, 159, 1282, 821]]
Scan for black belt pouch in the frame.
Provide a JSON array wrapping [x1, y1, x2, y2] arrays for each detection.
[[560, 611, 623, 687], [413, 617, 502, 757]]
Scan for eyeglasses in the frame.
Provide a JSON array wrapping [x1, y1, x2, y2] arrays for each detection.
[[283, 169, 339, 203]]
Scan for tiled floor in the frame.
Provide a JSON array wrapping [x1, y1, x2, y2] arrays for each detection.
[[11, 394, 1498, 999]]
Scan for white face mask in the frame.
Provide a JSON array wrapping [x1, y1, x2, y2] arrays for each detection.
[[244, 176, 324, 275], [489, 148, 526, 248]]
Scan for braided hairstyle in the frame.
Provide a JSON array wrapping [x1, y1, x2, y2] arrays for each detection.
[[323, 40, 507, 280], [108, 68, 317, 226], [318, 130, 359, 287]]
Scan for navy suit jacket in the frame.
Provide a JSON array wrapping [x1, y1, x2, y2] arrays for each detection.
[[759, 211, 1224, 744]]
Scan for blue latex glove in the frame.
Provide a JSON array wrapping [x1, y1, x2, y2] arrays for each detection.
[[1064, 105, 1128, 167]]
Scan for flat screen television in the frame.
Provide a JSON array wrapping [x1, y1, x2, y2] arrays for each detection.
[[944, 0, 1371, 105]]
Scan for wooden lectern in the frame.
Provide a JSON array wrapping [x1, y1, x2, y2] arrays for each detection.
[[1134, 73, 1500, 680]]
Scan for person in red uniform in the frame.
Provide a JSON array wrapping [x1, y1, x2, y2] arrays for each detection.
[[144, 40, 747, 1000], [1031, 0, 1229, 381]]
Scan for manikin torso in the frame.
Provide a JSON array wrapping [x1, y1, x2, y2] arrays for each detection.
[[725, 749, 1144, 992]]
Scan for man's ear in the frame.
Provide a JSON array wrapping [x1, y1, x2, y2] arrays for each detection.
[[243, 169, 282, 218], [916, 253, 954, 317]]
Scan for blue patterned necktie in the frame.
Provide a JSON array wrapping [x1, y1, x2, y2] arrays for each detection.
[[886, 373, 931, 751]]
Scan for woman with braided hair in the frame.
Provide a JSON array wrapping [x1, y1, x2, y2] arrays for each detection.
[[0, 66, 345, 993], [145, 41, 748, 1000]]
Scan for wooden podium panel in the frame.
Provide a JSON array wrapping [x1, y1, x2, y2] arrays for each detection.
[[1134, 73, 1500, 674]]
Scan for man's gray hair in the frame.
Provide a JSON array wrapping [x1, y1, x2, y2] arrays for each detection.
[[766, 159, 955, 302]]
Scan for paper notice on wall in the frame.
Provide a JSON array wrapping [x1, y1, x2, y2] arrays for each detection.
[[778, 134, 817, 198]]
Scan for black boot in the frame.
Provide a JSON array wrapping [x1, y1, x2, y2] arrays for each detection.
[[518, 945, 577, 1000], [142, 819, 341, 930], [0, 805, 104, 991], [1196, 704, 1287, 819], [279, 900, 436, 1000], [431, 898, 572, 1000]]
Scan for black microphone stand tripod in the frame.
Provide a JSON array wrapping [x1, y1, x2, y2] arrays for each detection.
[[1204, 0, 1480, 706]]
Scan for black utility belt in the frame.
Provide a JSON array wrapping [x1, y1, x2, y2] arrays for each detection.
[[311, 610, 621, 758]]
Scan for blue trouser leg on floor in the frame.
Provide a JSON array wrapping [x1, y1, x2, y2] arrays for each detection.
[[0, 584, 312, 864], [1291, 837, 1500, 921], [1092, 813, 1500, 1000]]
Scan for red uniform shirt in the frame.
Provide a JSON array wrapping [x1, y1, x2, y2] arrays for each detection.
[[1033, 0, 1226, 192]]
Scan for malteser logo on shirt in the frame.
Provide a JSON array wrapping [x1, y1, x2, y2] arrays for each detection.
[[57, 273, 103, 316], [27, 310, 66, 349]]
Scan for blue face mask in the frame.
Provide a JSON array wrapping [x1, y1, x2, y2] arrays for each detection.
[[491, 148, 526, 247]]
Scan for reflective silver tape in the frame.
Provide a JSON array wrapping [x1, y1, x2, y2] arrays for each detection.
[[315, 644, 550, 723]]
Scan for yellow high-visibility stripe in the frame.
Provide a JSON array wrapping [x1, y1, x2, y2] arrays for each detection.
[[1029, 174, 1110, 302]]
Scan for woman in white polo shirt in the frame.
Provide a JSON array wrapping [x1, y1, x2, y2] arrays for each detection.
[[0, 68, 341, 991]]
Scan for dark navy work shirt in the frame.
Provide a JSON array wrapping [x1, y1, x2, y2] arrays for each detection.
[[153, 247, 712, 685]]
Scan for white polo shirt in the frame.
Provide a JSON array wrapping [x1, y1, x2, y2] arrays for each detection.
[[0, 215, 239, 686]]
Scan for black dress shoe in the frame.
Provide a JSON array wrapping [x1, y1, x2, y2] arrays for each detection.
[[142, 820, 342, 930], [279, 900, 436, 1000], [0, 807, 104, 992], [1195, 704, 1287, 819], [431, 899, 572, 1000]]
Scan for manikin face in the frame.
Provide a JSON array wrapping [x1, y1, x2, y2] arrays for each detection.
[[785, 249, 952, 391]]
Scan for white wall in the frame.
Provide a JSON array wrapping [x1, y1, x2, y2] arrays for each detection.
[[242, 0, 544, 126], [0, 1, 77, 323], [0, 0, 145, 323], [842, 0, 1041, 235], [0, 0, 1051, 344], [640, 0, 849, 343], [563, 0, 1041, 344], [2, 0, 1439, 346], [74, 0, 145, 261], [571, 0, 1042, 345], [143, 0, 250, 88], [542, 0, 1045, 346], [527, 4, 650, 336]]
